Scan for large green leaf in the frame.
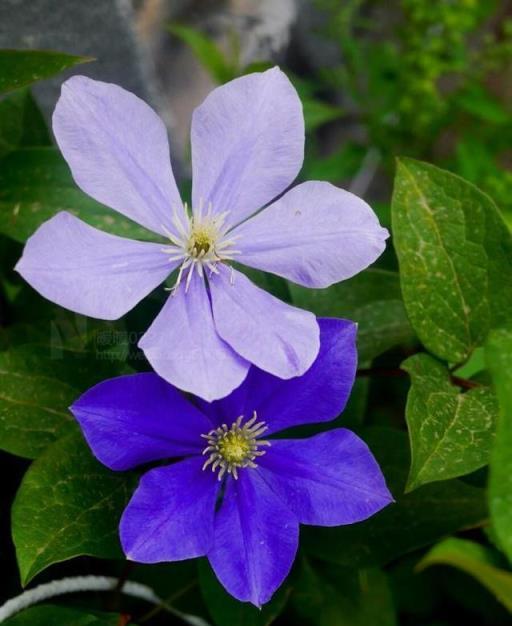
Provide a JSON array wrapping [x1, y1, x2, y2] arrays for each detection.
[[486, 328, 512, 564], [0, 89, 51, 158], [402, 353, 497, 492], [304, 428, 487, 567], [417, 538, 512, 612], [289, 269, 415, 362], [291, 560, 397, 626], [391, 158, 512, 364], [0, 147, 157, 242], [12, 432, 137, 585], [198, 561, 288, 626], [0, 342, 131, 458], [4, 605, 124, 625], [0, 49, 92, 95]]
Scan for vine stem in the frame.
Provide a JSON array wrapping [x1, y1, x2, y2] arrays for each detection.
[[356, 367, 481, 390], [0, 576, 209, 625]]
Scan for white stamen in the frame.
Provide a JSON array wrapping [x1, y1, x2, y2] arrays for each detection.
[[162, 199, 240, 293], [201, 411, 270, 481]]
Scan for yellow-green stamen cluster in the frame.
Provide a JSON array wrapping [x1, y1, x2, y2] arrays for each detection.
[[161, 201, 240, 293], [201, 412, 270, 480]]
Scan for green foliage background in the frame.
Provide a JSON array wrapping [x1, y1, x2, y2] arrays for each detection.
[[1, 1, 512, 624]]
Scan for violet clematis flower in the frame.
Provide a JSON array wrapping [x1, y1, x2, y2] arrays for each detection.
[[70, 319, 393, 606], [16, 68, 388, 401]]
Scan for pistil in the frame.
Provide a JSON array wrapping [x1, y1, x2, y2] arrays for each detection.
[[201, 412, 271, 480], [161, 201, 240, 293]]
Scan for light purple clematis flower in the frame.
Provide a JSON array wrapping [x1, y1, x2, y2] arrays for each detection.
[[16, 68, 388, 401], [70, 319, 393, 606]]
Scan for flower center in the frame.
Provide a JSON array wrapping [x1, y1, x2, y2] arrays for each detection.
[[161, 201, 240, 293], [201, 412, 271, 480], [187, 222, 216, 258]]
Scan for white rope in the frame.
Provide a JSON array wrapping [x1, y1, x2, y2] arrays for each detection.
[[0, 575, 209, 625]]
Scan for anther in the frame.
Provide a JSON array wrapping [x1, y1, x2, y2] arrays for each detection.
[[200, 411, 270, 480]]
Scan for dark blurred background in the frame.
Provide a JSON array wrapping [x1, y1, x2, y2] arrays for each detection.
[[2, 0, 512, 228]]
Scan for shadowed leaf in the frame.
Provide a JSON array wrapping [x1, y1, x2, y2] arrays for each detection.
[[403, 353, 497, 492]]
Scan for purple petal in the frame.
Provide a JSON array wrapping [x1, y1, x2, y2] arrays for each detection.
[[259, 429, 393, 526], [120, 457, 219, 562], [70, 373, 213, 471], [191, 67, 304, 226], [53, 76, 184, 237], [198, 318, 357, 435], [15, 212, 173, 320], [208, 470, 298, 606], [139, 272, 250, 402], [233, 181, 389, 287], [209, 266, 319, 380]]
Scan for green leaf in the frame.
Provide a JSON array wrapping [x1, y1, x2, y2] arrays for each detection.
[[4, 605, 125, 625], [302, 98, 345, 132], [237, 264, 291, 303], [391, 158, 512, 363], [12, 432, 137, 585], [304, 428, 487, 567], [198, 561, 288, 626], [0, 342, 131, 459], [454, 346, 486, 379], [0, 147, 157, 243], [0, 49, 92, 95], [402, 353, 498, 492], [486, 328, 512, 564], [289, 269, 415, 362], [292, 560, 397, 626], [455, 86, 511, 124], [301, 143, 365, 183], [168, 25, 236, 84], [417, 538, 512, 612], [0, 89, 51, 158], [132, 561, 205, 616]]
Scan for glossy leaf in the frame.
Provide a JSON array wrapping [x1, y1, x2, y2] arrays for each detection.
[[0, 147, 157, 243], [0, 89, 50, 158], [303, 428, 487, 567], [417, 538, 512, 612], [486, 328, 512, 564], [403, 353, 497, 492], [0, 342, 131, 458], [12, 432, 137, 584], [0, 49, 92, 95], [289, 269, 415, 362], [391, 158, 512, 364]]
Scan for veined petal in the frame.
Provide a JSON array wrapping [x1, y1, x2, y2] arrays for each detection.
[[139, 271, 250, 402], [71, 373, 213, 471], [208, 470, 298, 606], [53, 76, 185, 237], [120, 458, 219, 562], [259, 430, 393, 526], [191, 67, 304, 226], [209, 265, 319, 380], [15, 212, 173, 320], [198, 318, 357, 434], [233, 181, 389, 287]]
